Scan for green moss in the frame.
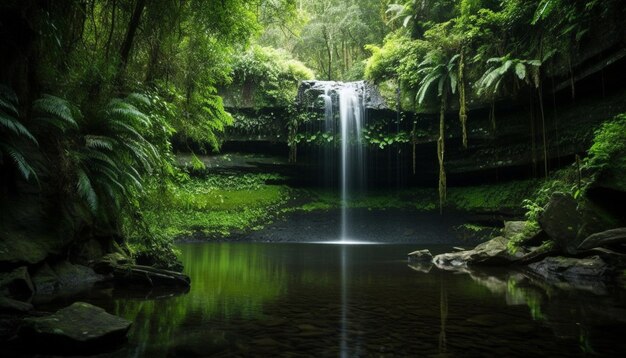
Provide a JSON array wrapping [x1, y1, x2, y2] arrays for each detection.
[[447, 180, 540, 212], [140, 174, 289, 240], [291, 179, 539, 214]]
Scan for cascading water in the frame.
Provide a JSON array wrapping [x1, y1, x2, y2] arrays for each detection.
[[303, 80, 368, 243], [338, 83, 365, 241]]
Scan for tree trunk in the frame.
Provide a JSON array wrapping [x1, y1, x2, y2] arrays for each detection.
[[104, 0, 117, 60], [118, 0, 146, 74]]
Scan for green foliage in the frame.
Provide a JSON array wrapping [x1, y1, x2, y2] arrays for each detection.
[[0, 85, 38, 181], [225, 45, 314, 109], [584, 114, 626, 172], [138, 173, 289, 240], [476, 56, 542, 97]]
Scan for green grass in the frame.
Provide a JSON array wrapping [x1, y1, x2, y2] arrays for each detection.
[[141, 174, 289, 239], [139, 171, 541, 243], [290, 179, 540, 213]]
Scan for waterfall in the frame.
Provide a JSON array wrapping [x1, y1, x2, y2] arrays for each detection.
[[338, 83, 365, 241], [307, 81, 367, 242]]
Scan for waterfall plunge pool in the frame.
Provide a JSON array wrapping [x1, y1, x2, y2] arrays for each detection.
[[31, 242, 626, 356]]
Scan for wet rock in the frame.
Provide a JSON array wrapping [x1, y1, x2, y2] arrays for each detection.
[[50, 261, 105, 289], [433, 236, 518, 268], [577, 228, 626, 250], [18, 302, 131, 353], [0, 266, 34, 300], [407, 249, 432, 262], [0, 297, 33, 313], [503, 221, 528, 240], [297, 80, 388, 110], [539, 193, 621, 254], [528, 256, 610, 284]]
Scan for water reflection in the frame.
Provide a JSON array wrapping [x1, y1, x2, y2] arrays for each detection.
[[36, 243, 626, 356], [436, 264, 626, 354]]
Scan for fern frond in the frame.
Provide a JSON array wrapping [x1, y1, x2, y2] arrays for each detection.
[[76, 168, 98, 212], [85, 135, 115, 150], [0, 112, 38, 144], [1, 143, 38, 182], [33, 95, 79, 129], [125, 93, 151, 108]]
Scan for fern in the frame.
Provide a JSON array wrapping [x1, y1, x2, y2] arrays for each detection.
[[76, 169, 98, 212], [33, 95, 79, 130], [1, 143, 38, 182]]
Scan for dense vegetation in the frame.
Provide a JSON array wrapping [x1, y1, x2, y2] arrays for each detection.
[[1, 0, 625, 266]]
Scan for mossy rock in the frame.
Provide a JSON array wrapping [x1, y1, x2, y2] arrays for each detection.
[[539, 192, 621, 254], [0, 229, 62, 266], [18, 302, 131, 353]]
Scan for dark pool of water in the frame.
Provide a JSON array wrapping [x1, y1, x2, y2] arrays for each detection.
[[37, 243, 626, 356]]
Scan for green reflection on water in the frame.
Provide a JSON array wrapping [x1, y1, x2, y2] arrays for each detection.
[[113, 243, 288, 351]]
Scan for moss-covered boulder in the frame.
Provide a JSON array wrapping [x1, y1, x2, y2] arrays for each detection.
[[18, 302, 131, 353], [0, 230, 62, 267]]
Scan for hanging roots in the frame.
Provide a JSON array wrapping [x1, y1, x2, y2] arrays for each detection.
[[458, 50, 468, 149]]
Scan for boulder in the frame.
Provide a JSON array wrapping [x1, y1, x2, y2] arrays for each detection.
[[50, 261, 105, 289], [433, 236, 520, 268], [0, 296, 33, 313], [503, 221, 528, 240], [528, 256, 609, 282], [0, 266, 34, 300], [577, 228, 626, 250], [407, 249, 432, 262], [18, 302, 131, 353], [0, 230, 62, 267], [538, 193, 621, 254]]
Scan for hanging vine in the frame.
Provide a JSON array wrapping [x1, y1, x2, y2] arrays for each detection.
[[458, 49, 468, 148], [438, 93, 447, 214]]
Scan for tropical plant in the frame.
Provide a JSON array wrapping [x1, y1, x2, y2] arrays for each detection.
[[0, 85, 38, 182], [476, 55, 551, 178], [415, 51, 462, 213], [33, 93, 166, 225]]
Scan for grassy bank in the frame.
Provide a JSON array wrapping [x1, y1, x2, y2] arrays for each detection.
[[138, 171, 541, 242]]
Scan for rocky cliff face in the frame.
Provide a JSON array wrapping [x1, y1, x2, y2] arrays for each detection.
[[222, 54, 626, 187], [296, 80, 388, 110]]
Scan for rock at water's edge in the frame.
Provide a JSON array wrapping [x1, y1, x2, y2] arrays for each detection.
[[528, 256, 609, 281], [408, 249, 433, 262], [18, 302, 131, 352], [433, 236, 519, 268]]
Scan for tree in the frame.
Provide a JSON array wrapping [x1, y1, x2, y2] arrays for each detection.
[[415, 51, 462, 213]]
